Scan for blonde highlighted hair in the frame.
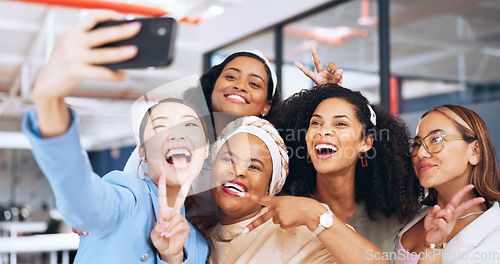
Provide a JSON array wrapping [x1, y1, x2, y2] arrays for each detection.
[[421, 105, 500, 205]]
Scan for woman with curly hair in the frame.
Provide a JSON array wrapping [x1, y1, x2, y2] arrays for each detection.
[[242, 83, 422, 264]]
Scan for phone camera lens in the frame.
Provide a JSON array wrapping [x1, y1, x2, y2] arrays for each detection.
[[157, 27, 167, 36]]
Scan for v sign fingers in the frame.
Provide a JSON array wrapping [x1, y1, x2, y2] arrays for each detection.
[[294, 46, 343, 86], [424, 185, 486, 245]]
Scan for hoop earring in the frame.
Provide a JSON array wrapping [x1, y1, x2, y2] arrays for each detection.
[[360, 152, 368, 167]]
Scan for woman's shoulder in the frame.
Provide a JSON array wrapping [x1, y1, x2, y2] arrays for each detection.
[[398, 206, 430, 237]]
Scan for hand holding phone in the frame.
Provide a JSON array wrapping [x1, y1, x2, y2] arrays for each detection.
[[93, 17, 177, 69]]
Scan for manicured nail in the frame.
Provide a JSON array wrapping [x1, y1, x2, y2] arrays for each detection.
[[83, 232, 88, 236], [337, 69, 344, 75], [241, 227, 249, 234], [311, 46, 317, 53], [161, 222, 169, 229], [238, 192, 246, 198]]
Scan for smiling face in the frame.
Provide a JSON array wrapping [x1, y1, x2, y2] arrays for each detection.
[[211, 56, 272, 117], [210, 133, 273, 224], [306, 98, 372, 176], [140, 102, 208, 187], [412, 111, 478, 190]]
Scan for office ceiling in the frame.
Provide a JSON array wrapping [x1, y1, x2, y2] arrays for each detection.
[[0, 0, 499, 150]]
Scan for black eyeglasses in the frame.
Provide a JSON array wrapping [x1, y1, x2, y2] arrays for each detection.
[[409, 132, 465, 157]]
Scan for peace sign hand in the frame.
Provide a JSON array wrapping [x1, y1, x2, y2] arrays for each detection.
[[424, 184, 485, 245], [241, 194, 326, 234], [294, 46, 343, 87], [150, 173, 193, 264]]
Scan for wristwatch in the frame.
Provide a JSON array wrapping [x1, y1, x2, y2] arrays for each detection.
[[313, 203, 334, 235]]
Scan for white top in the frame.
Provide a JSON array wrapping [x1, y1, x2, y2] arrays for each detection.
[[397, 202, 500, 264]]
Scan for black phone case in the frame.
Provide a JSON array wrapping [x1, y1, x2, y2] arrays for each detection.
[[94, 17, 177, 70]]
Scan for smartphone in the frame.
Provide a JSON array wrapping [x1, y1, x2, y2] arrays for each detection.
[[93, 17, 177, 70]]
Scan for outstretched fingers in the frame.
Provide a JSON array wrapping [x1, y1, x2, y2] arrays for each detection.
[[294, 61, 316, 81], [446, 184, 475, 210], [157, 173, 170, 221], [242, 193, 275, 207], [242, 211, 273, 234], [310, 46, 324, 72]]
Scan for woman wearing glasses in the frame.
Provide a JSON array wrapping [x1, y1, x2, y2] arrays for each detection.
[[396, 105, 500, 264]]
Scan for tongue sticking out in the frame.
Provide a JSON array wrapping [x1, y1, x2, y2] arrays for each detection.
[[167, 154, 191, 168]]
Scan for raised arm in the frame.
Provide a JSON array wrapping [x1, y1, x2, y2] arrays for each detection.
[[242, 194, 391, 264], [23, 11, 144, 235], [33, 11, 139, 138]]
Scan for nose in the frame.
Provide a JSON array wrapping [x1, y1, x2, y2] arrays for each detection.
[[317, 127, 332, 137], [229, 163, 248, 179], [232, 79, 247, 93], [167, 129, 185, 141], [415, 143, 431, 159]]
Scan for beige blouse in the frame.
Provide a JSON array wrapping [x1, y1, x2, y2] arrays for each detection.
[[208, 209, 336, 264]]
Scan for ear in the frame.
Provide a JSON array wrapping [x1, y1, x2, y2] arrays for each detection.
[[468, 140, 480, 166], [138, 145, 147, 163], [360, 134, 374, 153], [260, 100, 272, 117]]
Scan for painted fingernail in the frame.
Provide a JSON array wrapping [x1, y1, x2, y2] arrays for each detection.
[[241, 227, 249, 234], [161, 222, 170, 229], [238, 192, 246, 197], [83, 232, 88, 236], [337, 69, 344, 75]]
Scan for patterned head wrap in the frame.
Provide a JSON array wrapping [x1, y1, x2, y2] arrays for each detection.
[[212, 116, 289, 196]]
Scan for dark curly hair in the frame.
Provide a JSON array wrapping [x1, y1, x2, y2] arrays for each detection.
[[268, 84, 422, 222]]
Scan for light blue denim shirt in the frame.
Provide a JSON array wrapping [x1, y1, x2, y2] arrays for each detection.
[[22, 107, 209, 264]]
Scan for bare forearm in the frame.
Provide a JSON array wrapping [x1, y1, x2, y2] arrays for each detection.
[[317, 220, 391, 264]]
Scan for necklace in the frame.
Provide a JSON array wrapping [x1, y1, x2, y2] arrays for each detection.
[[457, 211, 485, 220]]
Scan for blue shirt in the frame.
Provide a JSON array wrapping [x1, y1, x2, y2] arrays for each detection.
[[22, 108, 209, 264]]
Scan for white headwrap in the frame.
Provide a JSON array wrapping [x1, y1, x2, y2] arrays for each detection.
[[212, 116, 289, 196]]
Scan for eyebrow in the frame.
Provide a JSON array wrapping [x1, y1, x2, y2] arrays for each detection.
[[250, 158, 265, 167], [220, 151, 265, 167], [225, 67, 265, 83], [151, 115, 200, 123], [311, 114, 351, 120], [415, 129, 445, 139]]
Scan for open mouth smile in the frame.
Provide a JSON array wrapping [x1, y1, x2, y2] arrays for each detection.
[[314, 143, 338, 159], [221, 180, 248, 197], [224, 93, 248, 104], [165, 148, 192, 169]]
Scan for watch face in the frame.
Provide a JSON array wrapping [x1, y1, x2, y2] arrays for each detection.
[[320, 213, 334, 228]]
